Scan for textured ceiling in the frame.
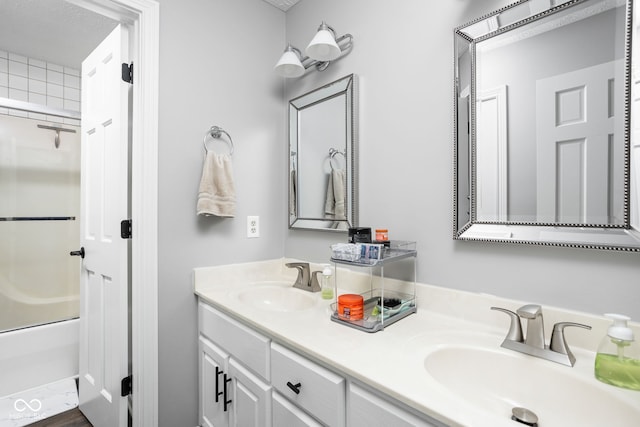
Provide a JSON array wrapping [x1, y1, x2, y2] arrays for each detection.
[[0, 0, 118, 69], [261, 0, 301, 12]]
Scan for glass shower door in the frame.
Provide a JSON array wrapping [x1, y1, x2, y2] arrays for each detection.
[[0, 113, 81, 332]]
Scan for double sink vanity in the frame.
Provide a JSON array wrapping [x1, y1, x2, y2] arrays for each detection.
[[191, 0, 640, 425], [194, 258, 640, 427]]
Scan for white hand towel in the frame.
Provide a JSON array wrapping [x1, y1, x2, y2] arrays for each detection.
[[289, 169, 297, 216], [332, 169, 346, 221], [197, 152, 236, 217], [324, 171, 335, 216], [324, 169, 347, 228]]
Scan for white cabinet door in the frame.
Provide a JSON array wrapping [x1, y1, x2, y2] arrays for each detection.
[[348, 383, 442, 427], [272, 392, 323, 427], [199, 337, 230, 427], [228, 358, 271, 427]]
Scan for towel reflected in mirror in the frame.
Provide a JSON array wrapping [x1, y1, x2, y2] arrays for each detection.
[[324, 169, 347, 229]]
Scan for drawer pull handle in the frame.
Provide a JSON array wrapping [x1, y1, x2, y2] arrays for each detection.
[[223, 374, 232, 412], [215, 366, 223, 403], [286, 381, 302, 394]]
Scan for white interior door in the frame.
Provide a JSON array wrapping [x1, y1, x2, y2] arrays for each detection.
[[78, 24, 131, 427], [476, 85, 508, 222], [536, 60, 623, 224]]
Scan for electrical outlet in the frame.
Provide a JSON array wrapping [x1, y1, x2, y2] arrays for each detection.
[[247, 215, 260, 238]]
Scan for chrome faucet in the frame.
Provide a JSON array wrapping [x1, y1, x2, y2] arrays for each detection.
[[517, 304, 545, 349], [285, 262, 321, 292], [491, 304, 591, 366]]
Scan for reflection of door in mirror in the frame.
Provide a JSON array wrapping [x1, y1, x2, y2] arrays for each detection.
[[475, 2, 625, 225], [536, 60, 624, 224], [454, 0, 640, 250], [476, 85, 507, 222]]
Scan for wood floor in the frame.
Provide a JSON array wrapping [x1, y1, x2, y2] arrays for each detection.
[[29, 408, 92, 427]]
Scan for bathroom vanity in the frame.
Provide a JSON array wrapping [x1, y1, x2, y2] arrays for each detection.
[[194, 259, 640, 427], [197, 301, 436, 427]]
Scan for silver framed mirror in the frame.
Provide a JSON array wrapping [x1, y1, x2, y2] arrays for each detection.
[[454, 0, 640, 251], [289, 74, 358, 231]]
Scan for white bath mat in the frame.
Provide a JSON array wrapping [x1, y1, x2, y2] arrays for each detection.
[[0, 378, 78, 427]]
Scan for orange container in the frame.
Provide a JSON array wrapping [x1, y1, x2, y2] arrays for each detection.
[[337, 294, 364, 320], [375, 228, 389, 241]]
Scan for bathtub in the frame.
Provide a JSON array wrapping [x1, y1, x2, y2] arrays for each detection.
[[0, 280, 79, 398], [0, 318, 78, 398]]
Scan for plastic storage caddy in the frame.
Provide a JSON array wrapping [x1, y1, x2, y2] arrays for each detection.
[[330, 241, 417, 332]]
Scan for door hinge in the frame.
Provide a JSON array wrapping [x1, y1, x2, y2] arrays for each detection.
[[121, 219, 132, 239], [121, 375, 132, 397], [121, 62, 133, 84]]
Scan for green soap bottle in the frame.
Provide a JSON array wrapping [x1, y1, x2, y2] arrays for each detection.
[[320, 265, 334, 300], [594, 314, 640, 391]]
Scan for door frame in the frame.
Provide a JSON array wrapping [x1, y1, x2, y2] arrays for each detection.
[[70, 0, 159, 425]]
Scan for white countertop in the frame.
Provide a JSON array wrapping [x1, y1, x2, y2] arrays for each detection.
[[194, 258, 640, 427]]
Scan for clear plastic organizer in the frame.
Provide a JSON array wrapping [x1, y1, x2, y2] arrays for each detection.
[[331, 240, 417, 265], [329, 289, 416, 333], [330, 241, 417, 333]]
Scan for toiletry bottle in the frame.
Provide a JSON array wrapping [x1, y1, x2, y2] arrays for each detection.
[[321, 265, 334, 300], [594, 314, 640, 391]]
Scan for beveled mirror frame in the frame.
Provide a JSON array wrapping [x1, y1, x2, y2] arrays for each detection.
[[454, 0, 640, 251], [288, 74, 358, 231]]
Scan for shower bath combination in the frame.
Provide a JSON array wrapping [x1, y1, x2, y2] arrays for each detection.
[[0, 100, 82, 397]]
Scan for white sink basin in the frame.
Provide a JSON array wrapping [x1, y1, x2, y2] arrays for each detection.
[[424, 345, 640, 427], [231, 281, 318, 312]]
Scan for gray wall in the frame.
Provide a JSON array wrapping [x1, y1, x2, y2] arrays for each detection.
[[283, 0, 640, 317], [157, 0, 285, 425], [155, 1, 640, 426]]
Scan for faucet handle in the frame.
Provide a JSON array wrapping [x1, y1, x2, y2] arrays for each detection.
[[285, 262, 309, 269], [309, 271, 322, 292], [516, 304, 542, 319], [491, 307, 524, 342], [549, 322, 592, 366]]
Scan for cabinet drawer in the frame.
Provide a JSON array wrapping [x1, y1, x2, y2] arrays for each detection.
[[199, 301, 270, 381], [348, 382, 442, 427], [271, 342, 345, 427], [273, 392, 323, 427]]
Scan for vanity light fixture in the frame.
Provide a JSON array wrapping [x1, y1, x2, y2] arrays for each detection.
[[274, 22, 353, 78]]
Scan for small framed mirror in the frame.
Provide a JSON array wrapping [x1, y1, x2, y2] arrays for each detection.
[[289, 74, 358, 231], [454, 0, 640, 250]]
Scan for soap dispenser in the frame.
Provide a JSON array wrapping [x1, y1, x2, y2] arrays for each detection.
[[594, 314, 640, 391], [320, 265, 334, 300]]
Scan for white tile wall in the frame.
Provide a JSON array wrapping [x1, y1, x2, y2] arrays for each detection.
[[0, 51, 80, 126]]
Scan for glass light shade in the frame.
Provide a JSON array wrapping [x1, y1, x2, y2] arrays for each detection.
[[305, 29, 341, 61], [274, 50, 305, 78]]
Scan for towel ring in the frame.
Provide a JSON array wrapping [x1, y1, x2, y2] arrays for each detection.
[[328, 148, 345, 170], [203, 126, 234, 155]]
